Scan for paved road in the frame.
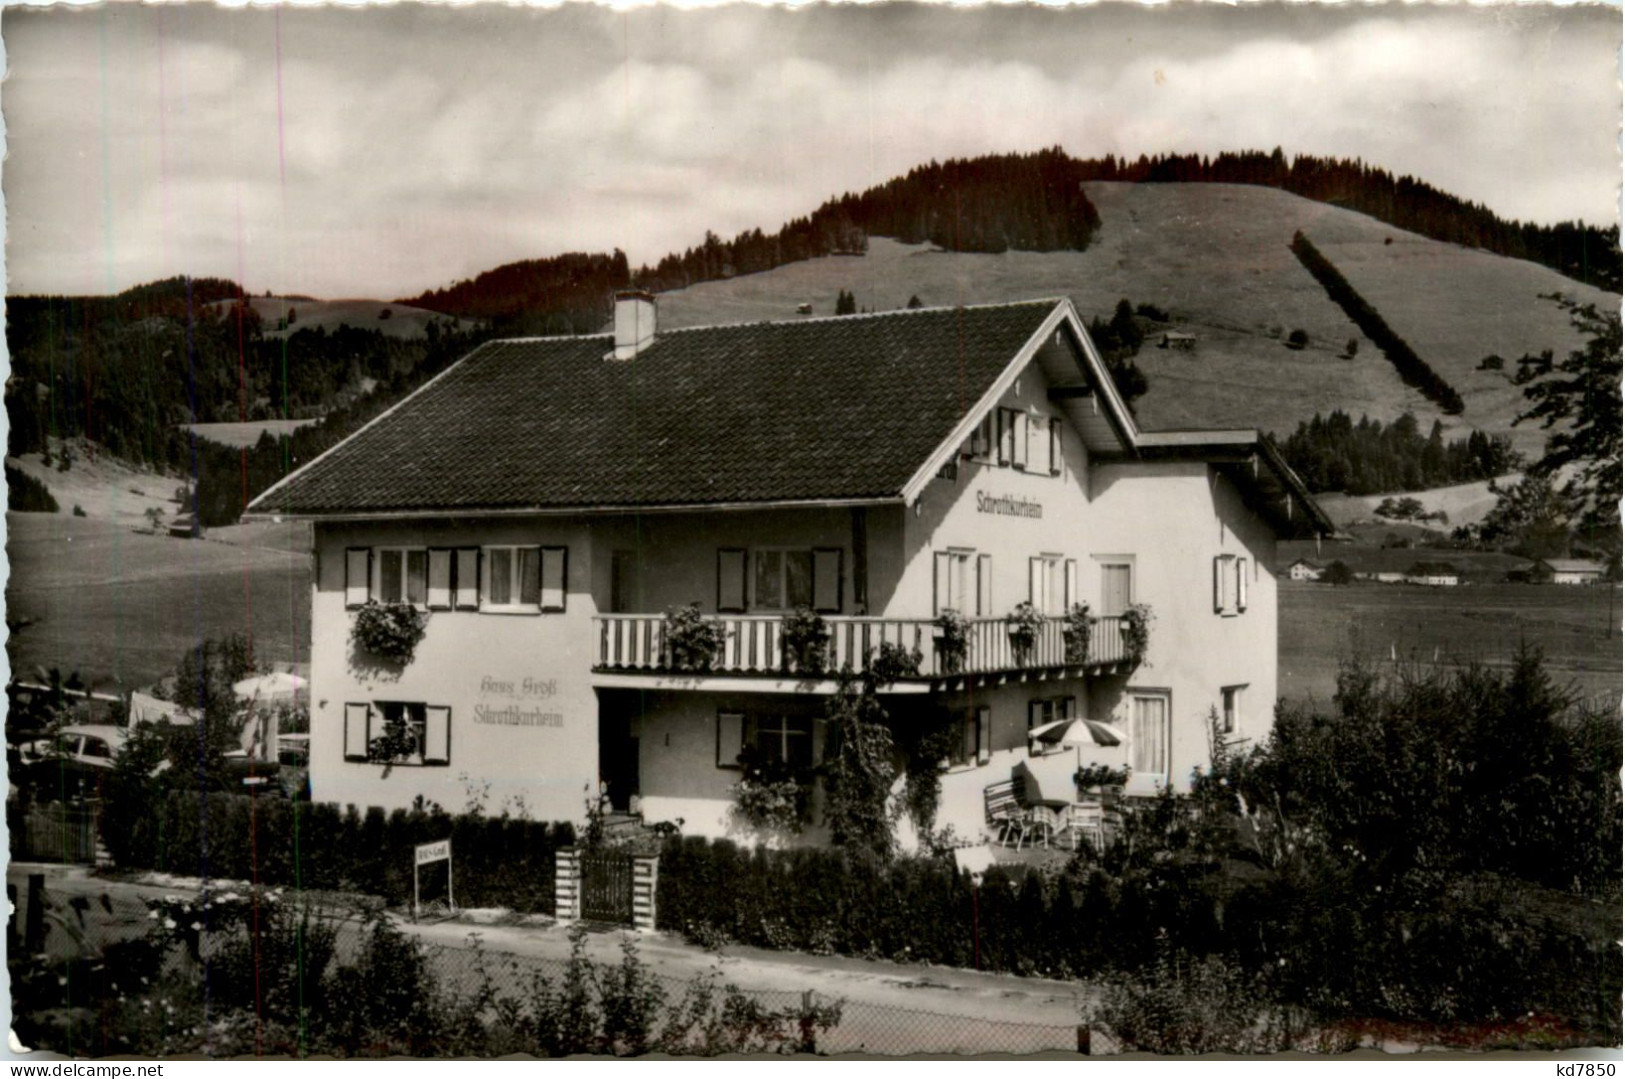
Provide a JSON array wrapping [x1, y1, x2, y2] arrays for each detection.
[[11, 862, 1093, 1056]]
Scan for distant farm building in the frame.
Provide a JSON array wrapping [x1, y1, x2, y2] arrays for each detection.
[[167, 513, 201, 539], [1286, 558, 1324, 581], [1533, 558, 1607, 585], [1357, 571, 1407, 584], [1159, 331, 1197, 351], [1405, 561, 1460, 587], [796, 303, 813, 316]]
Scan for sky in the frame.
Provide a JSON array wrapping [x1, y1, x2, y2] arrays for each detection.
[[3, 2, 1620, 300]]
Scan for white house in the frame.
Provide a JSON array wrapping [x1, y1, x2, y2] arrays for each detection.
[[246, 293, 1332, 845], [1286, 558, 1324, 581], [1405, 562, 1460, 587], [1534, 558, 1607, 585]]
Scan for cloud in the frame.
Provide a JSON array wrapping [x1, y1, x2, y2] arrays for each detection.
[[3, 3, 1617, 299]]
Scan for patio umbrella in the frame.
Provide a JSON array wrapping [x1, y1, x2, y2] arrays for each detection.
[[1030, 718, 1125, 748], [232, 671, 307, 703]]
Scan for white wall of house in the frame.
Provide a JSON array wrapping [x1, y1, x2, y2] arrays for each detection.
[[309, 518, 600, 822], [1084, 461, 1279, 794]]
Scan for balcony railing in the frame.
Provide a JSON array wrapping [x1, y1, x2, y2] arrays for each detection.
[[593, 612, 1134, 680]]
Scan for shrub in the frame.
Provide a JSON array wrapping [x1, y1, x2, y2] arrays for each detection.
[[663, 603, 727, 672], [6, 464, 58, 512], [779, 606, 831, 675], [1005, 601, 1043, 664], [932, 609, 969, 674], [1121, 603, 1154, 664], [729, 748, 809, 842], [351, 600, 428, 665], [1062, 602, 1093, 664], [1286, 328, 1309, 350]]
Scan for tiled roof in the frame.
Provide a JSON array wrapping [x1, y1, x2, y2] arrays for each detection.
[[249, 301, 1060, 516], [1541, 558, 1606, 573]]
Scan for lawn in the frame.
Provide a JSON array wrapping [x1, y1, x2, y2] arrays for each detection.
[[5, 512, 311, 693], [1279, 578, 1621, 708]]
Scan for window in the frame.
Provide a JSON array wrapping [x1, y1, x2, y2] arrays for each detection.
[[951, 705, 993, 767], [1100, 561, 1134, 617], [934, 549, 986, 615], [481, 546, 567, 612], [1213, 555, 1248, 616], [716, 710, 814, 770], [1221, 685, 1247, 735], [750, 548, 840, 612], [1027, 694, 1075, 731], [1049, 418, 1063, 477], [1130, 692, 1170, 780], [376, 548, 429, 606], [1029, 555, 1077, 615], [485, 546, 540, 609], [343, 701, 451, 766]]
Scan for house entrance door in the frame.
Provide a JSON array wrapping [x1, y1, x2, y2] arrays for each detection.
[[598, 708, 640, 813]]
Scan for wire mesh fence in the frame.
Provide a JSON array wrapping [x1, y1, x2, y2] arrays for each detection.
[[14, 879, 1086, 1057]]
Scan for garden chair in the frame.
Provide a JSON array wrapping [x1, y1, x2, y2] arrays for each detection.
[[1058, 801, 1105, 852], [983, 778, 1026, 846]]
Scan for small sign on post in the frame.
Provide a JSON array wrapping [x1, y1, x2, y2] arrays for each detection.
[[413, 838, 454, 922]]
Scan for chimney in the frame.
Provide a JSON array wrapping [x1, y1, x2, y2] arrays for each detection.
[[611, 289, 657, 361]]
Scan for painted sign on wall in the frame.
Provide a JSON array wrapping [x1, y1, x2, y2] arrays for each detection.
[[976, 491, 1044, 519]]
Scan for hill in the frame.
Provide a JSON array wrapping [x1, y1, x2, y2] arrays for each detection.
[[648, 183, 1617, 458]]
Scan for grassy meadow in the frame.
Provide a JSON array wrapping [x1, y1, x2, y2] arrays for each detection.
[[1279, 578, 1622, 709], [654, 182, 1614, 456], [5, 512, 310, 693]]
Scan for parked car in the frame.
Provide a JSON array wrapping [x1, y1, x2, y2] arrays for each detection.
[[16, 724, 130, 801]]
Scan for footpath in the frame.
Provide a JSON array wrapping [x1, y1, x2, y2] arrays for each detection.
[[10, 862, 1092, 1055]]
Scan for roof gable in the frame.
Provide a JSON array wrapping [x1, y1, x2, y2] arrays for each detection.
[[249, 300, 1064, 517]]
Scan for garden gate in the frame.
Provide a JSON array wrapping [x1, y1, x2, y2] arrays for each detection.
[[579, 850, 634, 926]]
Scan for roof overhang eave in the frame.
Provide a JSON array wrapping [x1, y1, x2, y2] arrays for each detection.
[[240, 494, 907, 524]]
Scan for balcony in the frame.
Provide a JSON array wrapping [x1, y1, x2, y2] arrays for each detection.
[[591, 612, 1137, 691]]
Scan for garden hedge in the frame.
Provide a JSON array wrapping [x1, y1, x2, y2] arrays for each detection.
[[114, 790, 573, 913]]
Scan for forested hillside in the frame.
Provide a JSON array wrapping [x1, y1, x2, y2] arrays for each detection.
[[6, 280, 491, 527], [1272, 410, 1520, 496], [1076, 150, 1619, 292], [403, 148, 1102, 325]]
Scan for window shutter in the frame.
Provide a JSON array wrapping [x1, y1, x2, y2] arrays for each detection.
[[813, 548, 842, 613], [1065, 559, 1078, 609], [423, 706, 451, 765], [977, 706, 993, 762], [1028, 699, 1044, 730], [1213, 557, 1226, 613], [427, 550, 453, 609], [1236, 557, 1249, 611], [716, 712, 744, 768], [717, 549, 747, 613], [1050, 418, 1063, 476], [997, 410, 1011, 466], [934, 551, 953, 614], [1029, 557, 1042, 606], [345, 549, 371, 608], [344, 704, 370, 761], [1012, 412, 1029, 469], [454, 548, 480, 610], [540, 547, 567, 611], [977, 554, 992, 616]]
